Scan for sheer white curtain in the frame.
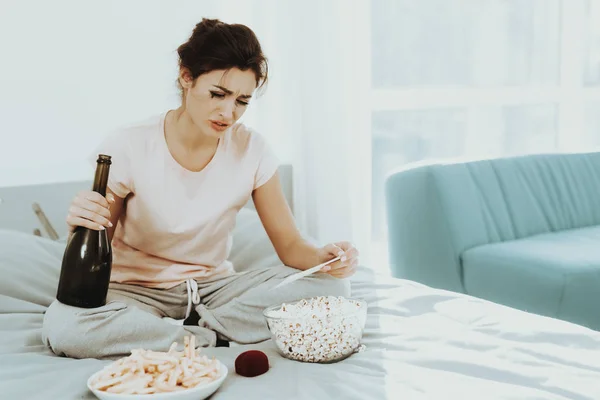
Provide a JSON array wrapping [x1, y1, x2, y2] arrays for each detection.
[[286, 1, 371, 262], [216, 1, 373, 262]]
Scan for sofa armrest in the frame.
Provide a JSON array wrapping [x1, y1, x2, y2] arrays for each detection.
[[385, 166, 465, 293]]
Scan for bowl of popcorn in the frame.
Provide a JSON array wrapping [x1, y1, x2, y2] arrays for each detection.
[[263, 296, 367, 363]]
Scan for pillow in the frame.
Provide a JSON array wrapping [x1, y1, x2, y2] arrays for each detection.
[[0, 229, 65, 311], [229, 208, 282, 273]]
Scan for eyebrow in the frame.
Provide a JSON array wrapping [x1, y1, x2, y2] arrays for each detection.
[[213, 85, 252, 99]]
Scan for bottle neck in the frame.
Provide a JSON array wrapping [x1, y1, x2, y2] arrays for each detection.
[[92, 162, 110, 196]]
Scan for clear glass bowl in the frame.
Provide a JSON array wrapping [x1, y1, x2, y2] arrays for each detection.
[[263, 297, 367, 363]]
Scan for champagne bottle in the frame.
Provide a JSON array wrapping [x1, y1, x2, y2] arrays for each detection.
[[56, 154, 113, 308]]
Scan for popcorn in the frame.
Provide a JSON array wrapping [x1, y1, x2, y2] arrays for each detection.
[[265, 296, 366, 363]]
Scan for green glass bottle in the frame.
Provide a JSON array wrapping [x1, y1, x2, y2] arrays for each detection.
[[56, 154, 113, 308]]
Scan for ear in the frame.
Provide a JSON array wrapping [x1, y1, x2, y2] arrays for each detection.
[[179, 67, 194, 90]]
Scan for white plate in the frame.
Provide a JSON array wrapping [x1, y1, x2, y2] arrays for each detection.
[[87, 360, 228, 400]]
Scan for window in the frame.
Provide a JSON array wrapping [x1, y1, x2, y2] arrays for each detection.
[[370, 0, 600, 265], [584, 0, 600, 85], [372, 0, 560, 88]]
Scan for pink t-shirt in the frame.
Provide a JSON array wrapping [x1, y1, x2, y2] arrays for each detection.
[[91, 113, 279, 289]]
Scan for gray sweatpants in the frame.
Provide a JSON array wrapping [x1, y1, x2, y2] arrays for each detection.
[[42, 265, 350, 359]]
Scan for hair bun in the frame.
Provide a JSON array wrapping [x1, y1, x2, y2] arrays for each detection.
[[180, 18, 222, 56], [197, 18, 222, 30]]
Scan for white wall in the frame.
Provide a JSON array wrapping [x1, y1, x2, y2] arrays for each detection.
[[0, 0, 290, 187]]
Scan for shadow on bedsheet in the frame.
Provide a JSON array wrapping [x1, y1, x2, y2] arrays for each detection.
[[349, 263, 600, 400], [348, 265, 423, 399]]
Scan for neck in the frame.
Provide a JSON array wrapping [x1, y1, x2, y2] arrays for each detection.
[[168, 107, 218, 150]]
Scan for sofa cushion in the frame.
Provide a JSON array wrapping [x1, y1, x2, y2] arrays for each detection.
[[462, 225, 600, 330]]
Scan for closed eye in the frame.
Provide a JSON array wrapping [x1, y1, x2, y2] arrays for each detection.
[[210, 90, 250, 106]]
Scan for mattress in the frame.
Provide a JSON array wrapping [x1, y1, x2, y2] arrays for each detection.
[[1, 229, 600, 399]]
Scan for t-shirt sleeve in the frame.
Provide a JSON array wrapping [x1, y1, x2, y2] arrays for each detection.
[[253, 133, 280, 190], [88, 130, 133, 199]]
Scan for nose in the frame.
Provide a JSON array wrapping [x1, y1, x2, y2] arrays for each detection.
[[218, 99, 235, 121]]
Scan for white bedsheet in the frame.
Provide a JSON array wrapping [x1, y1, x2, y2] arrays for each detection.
[[1, 229, 600, 399]]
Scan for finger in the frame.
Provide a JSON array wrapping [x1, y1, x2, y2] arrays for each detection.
[[321, 260, 341, 272], [78, 190, 110, 209], [66, 215, 105, 231], [328, 264, 351, 274], [328, 265, 355, 278], [328, 263, 352, 274], [69, 206, 112, 228], [334, 241, 353, 251], [335, 242, 357, 262], [73, 197, 111, 220], [323, 243, 345, 258], [333, 253, 356, 268], [327, 259, 346, 271], [343, 247, 359, 260], [106, 193, 115, 204]]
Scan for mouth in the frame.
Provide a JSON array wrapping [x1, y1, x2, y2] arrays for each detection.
[[209, 120, 230, 132]]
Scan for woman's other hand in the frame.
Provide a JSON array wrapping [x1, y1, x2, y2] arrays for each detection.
[[317, 241, 359, 278]]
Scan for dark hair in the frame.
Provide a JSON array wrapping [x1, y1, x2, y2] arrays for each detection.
[[177, 18, 268, 94]]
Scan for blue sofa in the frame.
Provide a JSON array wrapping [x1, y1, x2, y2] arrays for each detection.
[[385, 152, 600, 330]]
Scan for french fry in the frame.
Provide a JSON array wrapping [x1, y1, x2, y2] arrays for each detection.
[[94, 372, 134, 390], [90, 335, 221, 395], [135, 387, 158, 395], [168, 342, 178, 354]]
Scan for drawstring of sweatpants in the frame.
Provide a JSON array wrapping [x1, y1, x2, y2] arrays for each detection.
[[185, 279, 201, 320]]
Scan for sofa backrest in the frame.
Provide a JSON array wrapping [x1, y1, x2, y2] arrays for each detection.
[[385, 152, 600, 293], [434, 152, 600, 248]]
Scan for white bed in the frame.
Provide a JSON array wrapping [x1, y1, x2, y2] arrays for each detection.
[[1, 171, 600, 399]]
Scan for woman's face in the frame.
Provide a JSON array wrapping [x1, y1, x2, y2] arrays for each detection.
[[180, 68, 257, 139]]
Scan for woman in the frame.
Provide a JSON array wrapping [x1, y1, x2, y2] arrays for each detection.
[[42, 18, 359, 359]]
